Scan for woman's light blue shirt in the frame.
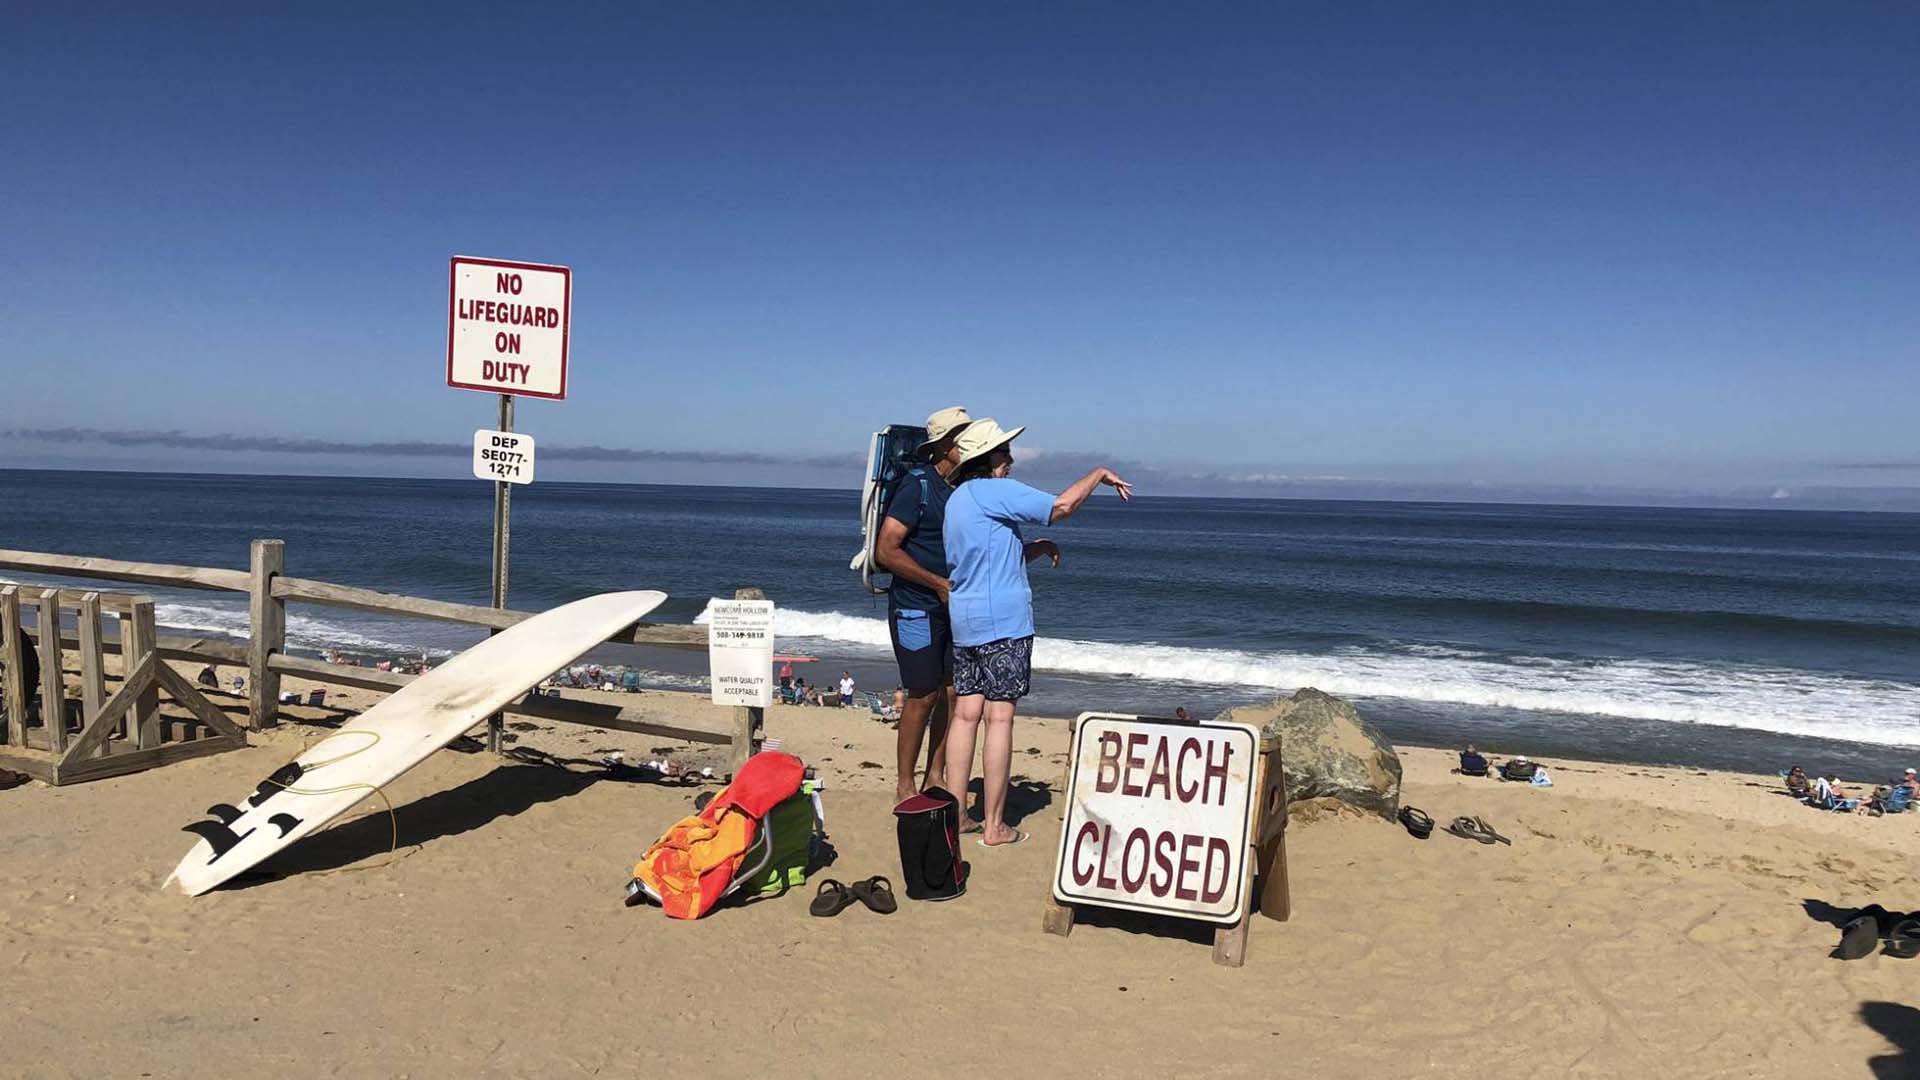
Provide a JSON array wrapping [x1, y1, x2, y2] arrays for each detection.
[[942, 478, 1056, 647]]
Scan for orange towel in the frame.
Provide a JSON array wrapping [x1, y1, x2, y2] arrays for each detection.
[[631, 751, 805, 919]]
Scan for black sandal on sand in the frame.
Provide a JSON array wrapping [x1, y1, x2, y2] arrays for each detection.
[[850, 876, 898, 915], [1474, 816, 1513, 846], [1886, 919, 1920, 960], [1397, 806, 1434, 839], [1445, 817, 1497, 844], [809, 879, 857, 918], [1837, 914, 1880, 960]]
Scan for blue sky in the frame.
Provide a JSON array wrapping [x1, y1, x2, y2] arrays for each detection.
[[3, 5, 1916, 507]]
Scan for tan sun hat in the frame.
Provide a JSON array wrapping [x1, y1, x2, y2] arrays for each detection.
[[952, 417, 1025, 470], [916, 406, 972, 454]]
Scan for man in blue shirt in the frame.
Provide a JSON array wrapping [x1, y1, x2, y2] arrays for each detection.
[[874, 405, 971, 807], [940, 418, 1132, 847]]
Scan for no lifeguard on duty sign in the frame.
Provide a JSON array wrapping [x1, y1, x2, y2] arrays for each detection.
[[447, 256, 571, 400]]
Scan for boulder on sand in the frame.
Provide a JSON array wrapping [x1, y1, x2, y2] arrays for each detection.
[[1217, 688, 1402, 819]]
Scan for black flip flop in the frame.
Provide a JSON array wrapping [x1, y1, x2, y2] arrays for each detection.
[[850, 875, 898, 915], [1474, 816, 1513, 846], [1836, 914, 1880, 960], [809, 878, 857, 918], [1397, 806, 1434, 839], [1886, 919, 1920, 959], [1445, 816, 1496, 844]]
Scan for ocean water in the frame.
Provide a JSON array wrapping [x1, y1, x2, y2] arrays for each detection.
[[3, 469, 1916, 775]]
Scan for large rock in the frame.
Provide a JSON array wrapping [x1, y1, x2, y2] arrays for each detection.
[[1217, 688, 1402, 819]]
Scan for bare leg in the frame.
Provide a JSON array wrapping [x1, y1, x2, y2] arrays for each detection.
[[980, 699, 1019, 844], [894, 687, 939, 805], [918, 680, 954, 793], [944, 693, 986, 820]]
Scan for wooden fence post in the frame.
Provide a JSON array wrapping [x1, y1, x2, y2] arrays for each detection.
[[126, 596, 161, 748], [35, 590, 67, 753], [77, 592, 106, 725], [730, 587, 766, 770], [249, 539, 286, 730], [0, 586, 25, 746]]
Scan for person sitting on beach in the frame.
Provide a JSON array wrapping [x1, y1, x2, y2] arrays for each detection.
[[1785, 766, 1812, 799], [1500, 755, 1538, 782], [1460, 745, 1490, 777], [941, 418, 1132, 848], [1904, 768, 1919, 798], [1814, 775, 1859, 812], [197, 665, 219, 688], [803, 680, 824, 707]]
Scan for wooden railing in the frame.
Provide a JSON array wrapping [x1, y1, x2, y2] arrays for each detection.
[[0, 542, 743, 757]]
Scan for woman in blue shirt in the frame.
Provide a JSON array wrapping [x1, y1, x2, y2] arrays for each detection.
[[940, 418, 1131, 847]]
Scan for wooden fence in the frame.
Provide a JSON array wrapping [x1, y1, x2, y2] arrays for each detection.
[[0, 585, 248, 783], [0, 541, 756, 774]]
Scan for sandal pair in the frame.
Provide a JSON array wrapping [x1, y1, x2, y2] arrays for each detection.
[[810, 875, 897, 917], [1444, 816, 1512, 845]]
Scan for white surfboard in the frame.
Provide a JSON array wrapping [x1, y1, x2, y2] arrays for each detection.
[[168, 589, 668, 896]]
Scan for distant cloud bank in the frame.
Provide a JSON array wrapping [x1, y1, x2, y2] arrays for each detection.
[[5, 427, 1918, 512]]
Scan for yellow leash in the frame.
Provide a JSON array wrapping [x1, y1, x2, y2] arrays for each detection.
[[266, 729, 404, 876]]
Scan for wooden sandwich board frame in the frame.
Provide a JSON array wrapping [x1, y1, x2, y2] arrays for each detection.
[[1042, 714, 1290, 968], [0, 586, 247, 785]]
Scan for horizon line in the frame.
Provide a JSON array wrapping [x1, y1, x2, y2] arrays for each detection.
[[4, 463, 1915, 517]]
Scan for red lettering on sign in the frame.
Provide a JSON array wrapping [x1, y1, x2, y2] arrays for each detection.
[[1094, 825, 1118, 890], [1200, 837, 1233, 903], [1203, 741, 1234, 806], [1175, 737, 1201, 801], [1142, 737, 1172, 801], [1095, 732, 1122, 793], [1174, 833, 1203, 901], [494, 331, 521, 354], [496, 272, 522, 294], [1121, 733, 1148, 796], [1070, 821, 1100, 886], [1149, 830, 1176, 895], [1120, 828, 1149, 892]]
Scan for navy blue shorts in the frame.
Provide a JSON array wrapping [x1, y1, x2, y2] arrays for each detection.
[[953, 636, 1034, 702], [890, 605, 954, 691]]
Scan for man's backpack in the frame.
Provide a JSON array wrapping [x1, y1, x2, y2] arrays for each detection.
[[849, 424, 930, 595], [893, 786, 968, 901]]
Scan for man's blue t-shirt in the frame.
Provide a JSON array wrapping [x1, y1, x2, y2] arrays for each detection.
[[882, 466, 952, 611], [943, 478, 1056, 647]]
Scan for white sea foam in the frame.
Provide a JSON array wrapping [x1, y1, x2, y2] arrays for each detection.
[[697, 601, 1920, 748], [0, 575, 454, 657]]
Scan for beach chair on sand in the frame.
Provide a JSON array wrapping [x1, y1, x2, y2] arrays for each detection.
[[1869, 785, 1914, 816], [621, 671, 640, 692], [780, 685, 800, 706]]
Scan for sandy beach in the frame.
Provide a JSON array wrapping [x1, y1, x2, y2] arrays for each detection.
[[0, 666, 1915, 1079]]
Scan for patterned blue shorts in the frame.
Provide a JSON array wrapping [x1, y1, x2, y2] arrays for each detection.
[[952, 636, 1034, 702]]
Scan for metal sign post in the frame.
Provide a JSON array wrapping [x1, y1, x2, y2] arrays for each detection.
[[447, 254, 570, 756], [487, 392, 514, 753]]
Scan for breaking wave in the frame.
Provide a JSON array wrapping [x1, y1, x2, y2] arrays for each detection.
[[700, 602, 1920, 748]]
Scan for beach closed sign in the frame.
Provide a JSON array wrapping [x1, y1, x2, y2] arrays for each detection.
[[1053, 713, 1261, 925], [706, 599, 775, 708], [447, 256, 571, 400]]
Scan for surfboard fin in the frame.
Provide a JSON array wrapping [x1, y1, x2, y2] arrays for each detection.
[[206, 803, 243, 825], [268, 813, 302, 838], [182, 819, 256, 863], [246, 762, 306, 807]]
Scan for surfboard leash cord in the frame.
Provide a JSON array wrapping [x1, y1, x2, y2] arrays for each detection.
[[268, 729, 404, 876]]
